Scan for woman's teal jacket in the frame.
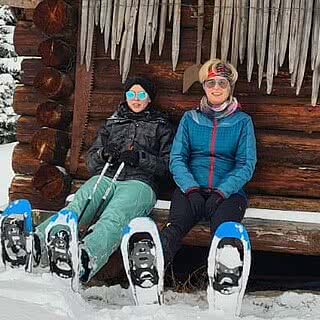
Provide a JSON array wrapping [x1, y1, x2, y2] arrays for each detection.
[[169, 109, 257, 199]]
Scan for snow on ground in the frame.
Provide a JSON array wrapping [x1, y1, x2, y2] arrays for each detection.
[[1, 143, 320, 320], [0, 142, 16, 210]]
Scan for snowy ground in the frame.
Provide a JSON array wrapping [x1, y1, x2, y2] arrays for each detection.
[[1, 142, 320, 319]]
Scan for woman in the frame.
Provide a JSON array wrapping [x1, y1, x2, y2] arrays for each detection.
[[160, 59, 257, 266], [35, 77, 174, 281]]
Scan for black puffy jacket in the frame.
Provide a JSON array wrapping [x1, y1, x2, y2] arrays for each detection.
[[87, 102, 174, 195]]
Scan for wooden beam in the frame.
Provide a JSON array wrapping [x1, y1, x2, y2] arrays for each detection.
[[14, 20, 46, 56]]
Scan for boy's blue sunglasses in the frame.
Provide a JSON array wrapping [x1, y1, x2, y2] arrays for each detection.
[[126, 90, 148, 101]]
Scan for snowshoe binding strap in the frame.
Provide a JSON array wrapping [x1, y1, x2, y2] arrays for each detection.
[[47, 230, 73, 279], [1, 217, 27, 267], [213, 262, 243, 294], [129, 239, 159, 288]]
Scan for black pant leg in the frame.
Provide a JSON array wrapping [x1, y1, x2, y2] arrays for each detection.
[[160, 188, 202, 265], [209, 194, 247, 236]]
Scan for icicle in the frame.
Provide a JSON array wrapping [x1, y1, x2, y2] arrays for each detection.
[[172, 0, 181, 71], [231, 0, 241, 67], [80, 0, 89, 65], [311, 30, 320, 105], [152, 0, 160, 44], [145, 0, 155, 64], [296, 0, 314, 95], [274, 1, 283, 76], [291, 0, 305, 88], [159, 0, 168, 55], [122, 0, 139, 83], [256, 0, 263, 65], [311, 0, 320, 70], [221, 0, 233, 61], [239, 0, 249, 64], [85, 0, 96, 70], [247, 0, 257, 82], [137, 0, 149, 55], [103, 0, 113, 54], [210, 0, 220, 59], [266, 0, 280, 94], [279, 0, 292, 67], [111, 0, 119, 60], [258, 0, 270, 88], [289, 0, 300, 73], [116, 0, 126, 44]]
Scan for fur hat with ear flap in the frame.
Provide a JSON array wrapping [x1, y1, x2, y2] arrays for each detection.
[[123, 77, 157, 102]]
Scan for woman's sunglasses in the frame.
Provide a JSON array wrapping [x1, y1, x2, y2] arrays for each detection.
[[126, 90, 148, 101], [204, 78, 229, 89]]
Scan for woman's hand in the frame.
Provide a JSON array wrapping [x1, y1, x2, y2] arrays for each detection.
[[185, 188, 205, 215], [204, 191, 224, 219], [119, 150, 140, 167]]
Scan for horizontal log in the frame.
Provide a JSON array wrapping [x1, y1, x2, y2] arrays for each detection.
[[12, 143, 41, 176], [10, 175, 67, 210], [31, 127, 70, 165], [22, 58, 76, 85], [14, 8, 36, 21], [90, 91, 320, 132], [153, 209, 320, 255], [13, 85, 73, 116], [248, 194, 320, 212], [256, 130, 320, 165], [16, 115, 42, 143], [9, 173, 320, 213], [21, 58, 43, 86], [93, 59, 312, 98], [14, 20, 47, 56], [33, 66, 74, 99], [36, 100, 72, 129], [13, 85, 320, 132], [33, 0, 77, 36], [247, 162, 320, 198], [33, 164, 72, 199], [38, 38, 76, 70], [15, 115, 316, 166], [13, 137, 320, 199]]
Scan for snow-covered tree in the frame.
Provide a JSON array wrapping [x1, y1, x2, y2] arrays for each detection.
[[0, 5, 19, 145]]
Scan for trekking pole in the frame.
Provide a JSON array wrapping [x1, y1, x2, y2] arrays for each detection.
[[78, 155, 112, 224], [80, 162, 125, 240]]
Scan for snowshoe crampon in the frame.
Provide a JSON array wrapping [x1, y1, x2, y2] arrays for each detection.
[[121, 217, 164, 305], [207, 222, 251, 316], [0, 199, 33, 272], [45, 209, 80, 292]]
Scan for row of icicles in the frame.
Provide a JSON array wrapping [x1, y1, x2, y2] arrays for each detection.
[[80, 0, 320, 105]]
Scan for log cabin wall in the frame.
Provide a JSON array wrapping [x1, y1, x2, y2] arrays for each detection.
[[10, 1, 320, 220]]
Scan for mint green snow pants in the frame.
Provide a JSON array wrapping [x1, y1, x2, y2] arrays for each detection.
[[36, 175, 156, 280]]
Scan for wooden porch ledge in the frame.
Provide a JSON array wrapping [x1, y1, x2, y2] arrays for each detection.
[[31, 200, 320, 257]]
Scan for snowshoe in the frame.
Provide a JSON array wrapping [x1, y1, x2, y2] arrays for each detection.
[[207, 221, 251, 316], [45, 209, 80, 291], [121, 217, 164, 305], [0, 199, 33, 272]]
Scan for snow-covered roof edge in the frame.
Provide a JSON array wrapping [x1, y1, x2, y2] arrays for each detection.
[[0, 0, 40, 9]]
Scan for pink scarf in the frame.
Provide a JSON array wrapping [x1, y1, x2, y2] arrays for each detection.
[[199, 95, 240, 119]]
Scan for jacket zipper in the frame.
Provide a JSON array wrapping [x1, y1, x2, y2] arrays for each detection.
[[208, 118, 217, 188]]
